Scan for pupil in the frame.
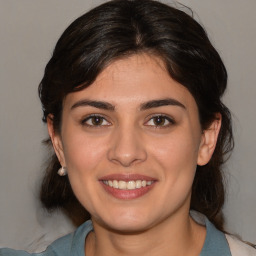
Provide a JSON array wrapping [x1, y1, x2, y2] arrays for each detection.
[[92, 117, 102, 125], [154, 116, 164, 125]]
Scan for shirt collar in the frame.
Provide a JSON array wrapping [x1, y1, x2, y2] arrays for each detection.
[[190, 211, 231, 256], [72, 213, 232, 256]]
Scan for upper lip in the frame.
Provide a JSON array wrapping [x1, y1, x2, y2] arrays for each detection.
[[99, 173, 157, 182]]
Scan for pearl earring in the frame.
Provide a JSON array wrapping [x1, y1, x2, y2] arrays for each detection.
[[57, 166, 67, 176]]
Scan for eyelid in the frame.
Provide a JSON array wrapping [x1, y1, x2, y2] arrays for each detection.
[[81, 114, 111, 127], [80, 113, 175, 128], [144, 114, 176, 127]]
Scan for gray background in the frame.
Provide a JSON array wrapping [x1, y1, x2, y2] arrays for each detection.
[[0, 0, 255, 251]]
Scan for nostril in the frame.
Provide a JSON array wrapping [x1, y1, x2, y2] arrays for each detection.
[[107, 143, 147, 166], [107, 128, 147, 166]]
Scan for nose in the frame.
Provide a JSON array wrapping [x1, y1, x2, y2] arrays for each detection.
[[107, 125, 147, 167]]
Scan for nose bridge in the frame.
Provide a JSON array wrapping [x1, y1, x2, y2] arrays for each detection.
[[107, 122, 147, 167]]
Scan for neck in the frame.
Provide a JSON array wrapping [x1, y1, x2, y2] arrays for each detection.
[[86, 212, 206, 256]]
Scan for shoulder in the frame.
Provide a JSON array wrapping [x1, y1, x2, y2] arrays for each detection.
[[0, 233, 73, 256], [0, 220, 93, 256], [226, 234, 256, 256]]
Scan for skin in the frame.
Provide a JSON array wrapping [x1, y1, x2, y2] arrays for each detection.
[[48, 54, 221, 256]]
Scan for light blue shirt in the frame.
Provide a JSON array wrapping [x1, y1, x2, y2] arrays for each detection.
[[0, 218, 231, 256]]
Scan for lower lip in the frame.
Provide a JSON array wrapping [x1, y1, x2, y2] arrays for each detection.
[[100, 182, 156, 200]]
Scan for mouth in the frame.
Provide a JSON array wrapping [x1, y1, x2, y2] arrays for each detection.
[[99, 174, 157, 200], [102, 180, 154, 190]]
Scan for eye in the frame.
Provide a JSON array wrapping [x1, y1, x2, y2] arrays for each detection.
[[82, 115, 111, 127], [145, 115, 175, 127]]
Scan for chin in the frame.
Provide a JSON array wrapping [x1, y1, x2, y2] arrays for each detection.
[[107, 220, 151, 234], [95, 208, 157, 233]]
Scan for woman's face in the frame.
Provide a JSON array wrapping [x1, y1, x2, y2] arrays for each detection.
[[50, 54, 217, 232]]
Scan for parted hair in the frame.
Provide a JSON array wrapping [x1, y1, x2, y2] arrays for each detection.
[[39, 0, 233, 229]]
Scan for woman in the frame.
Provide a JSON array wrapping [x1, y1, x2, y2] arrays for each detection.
[[1, 0, 255, 255]]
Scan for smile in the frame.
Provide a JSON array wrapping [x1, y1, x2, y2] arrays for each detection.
[[100, 174, 157, 199], [102, 180, 154, 190]]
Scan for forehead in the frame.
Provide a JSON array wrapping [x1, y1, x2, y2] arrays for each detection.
[[63, 54, 197, 111]]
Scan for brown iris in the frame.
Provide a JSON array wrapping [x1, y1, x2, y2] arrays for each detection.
[[152, 116, 166, 126], [91, 116, 104, 126]]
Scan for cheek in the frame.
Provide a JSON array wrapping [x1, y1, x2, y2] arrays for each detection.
[[61, 133, 109, 211], [150, 129, 200, 186], [152, 131, 199, 167], [61, 128, 108, 176], [150, 133, 199, 208]]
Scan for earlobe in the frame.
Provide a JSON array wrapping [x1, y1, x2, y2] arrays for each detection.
[[47, 115, 66, 167], [197, 114, 222, 166]]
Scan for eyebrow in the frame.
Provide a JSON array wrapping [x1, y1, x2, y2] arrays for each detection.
[[70, 98, 185, 111], [71, 100, 115, 111], [140, 98, 186, 110]]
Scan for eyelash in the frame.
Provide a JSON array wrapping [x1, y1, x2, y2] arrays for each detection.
[[145, 114, 175, 128], [81, 114, 175, 128], [81, 114, 111, 127]]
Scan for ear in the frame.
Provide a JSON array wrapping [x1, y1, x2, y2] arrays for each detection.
[[47, 115, 66, 167], [197, 114, 222, 166]]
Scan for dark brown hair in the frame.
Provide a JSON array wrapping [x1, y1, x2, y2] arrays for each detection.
[[39, 0, 233, 228]]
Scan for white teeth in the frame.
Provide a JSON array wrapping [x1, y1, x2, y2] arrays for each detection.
[[108, 180, 113, 187], [136, 180, 142, 188], [113, 180, 118, 188], [103, 179, 153, 190], [127, 181, 136, 190], [118, 180, 127, 189]]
